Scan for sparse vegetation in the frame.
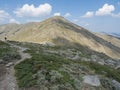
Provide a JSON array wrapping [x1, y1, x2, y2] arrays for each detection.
[[13, 41, 120, 89], [0, 41, 21, 63], [14, 59, 36, 87], [14, 53, 73, 87], [85, 62, 120, 82]]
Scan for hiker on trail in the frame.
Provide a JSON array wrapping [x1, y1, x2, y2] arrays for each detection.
[[5, 36, 7, 41]]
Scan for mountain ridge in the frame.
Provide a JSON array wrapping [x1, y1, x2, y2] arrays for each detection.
[[0, 16, 120, 59]]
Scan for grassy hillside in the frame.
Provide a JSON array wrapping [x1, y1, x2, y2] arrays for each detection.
[[12, 41, 120, 90]]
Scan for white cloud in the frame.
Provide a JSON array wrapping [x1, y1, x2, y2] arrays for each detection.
[[64, 13, 71, 17], [0, 10, 20, 24], [9, 18, 20, 24], [26, 19, 41, 22], [81, 3, 120, 18], [14, 3, 52, 17], [96, 3, 115, 16], [82, 11, 94, 18], [54, 12, 61, 16], [0, 10, 10, 21]]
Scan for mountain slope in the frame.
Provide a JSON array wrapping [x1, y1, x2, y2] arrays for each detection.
[[111, 33, 120, 39], [94, 33, 120, 48], [0, 16, 120, 59]]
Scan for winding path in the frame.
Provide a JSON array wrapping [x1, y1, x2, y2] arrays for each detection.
[[0, 41, 31, 90]]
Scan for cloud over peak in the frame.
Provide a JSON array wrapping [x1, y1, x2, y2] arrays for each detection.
[[0, 10, 10, 20], [96, 3, 115, 16], [14, 3, 52, 17], [54, 12, 61, 16], [82, 3, 120, 18], [82, 11, 94, 18], [64, 13, 71, 17], [9, 18, 20, 24]]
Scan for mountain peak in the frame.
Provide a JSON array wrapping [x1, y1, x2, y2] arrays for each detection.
[[50, 16, 65, 19], [39, 16, 71, 29], [47, 16, 67, 23]]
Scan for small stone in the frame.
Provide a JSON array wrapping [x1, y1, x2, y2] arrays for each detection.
[[5, 62, 14, 67], [98, 59, 105, 65], [0, 59, 3, 63]]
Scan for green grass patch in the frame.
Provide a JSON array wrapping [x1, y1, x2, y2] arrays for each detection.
[[14, 59, 36, 87]]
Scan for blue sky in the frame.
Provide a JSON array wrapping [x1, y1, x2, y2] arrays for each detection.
[[0, 0, 120, 33]]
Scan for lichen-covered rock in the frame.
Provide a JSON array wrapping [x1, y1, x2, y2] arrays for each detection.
[[83, 75, 101, 86]]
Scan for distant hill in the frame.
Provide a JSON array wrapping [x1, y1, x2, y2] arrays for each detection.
[[94, 33, 120, 48], [109, 33, 120, 39], [0, 16, 120, 59], [101, 32, 120, 39]]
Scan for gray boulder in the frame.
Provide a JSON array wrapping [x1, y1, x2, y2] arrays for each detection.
[[83, 75, 101, 87], [112, 80, 120, 90]]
